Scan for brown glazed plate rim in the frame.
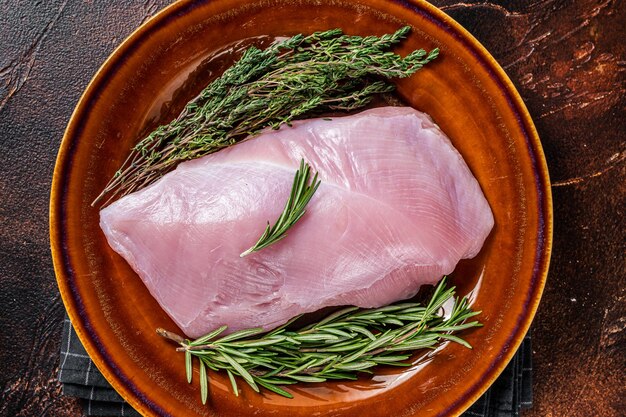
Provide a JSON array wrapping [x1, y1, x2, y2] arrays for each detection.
[[50, 0, 553, 416]]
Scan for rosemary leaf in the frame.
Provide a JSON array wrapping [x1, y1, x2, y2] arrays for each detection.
[[227, 370, 239, 397], [293, 333, 340, 343], [304, 306, 361, 330], [199, 359, 208, 405], [222, 353, 259, 393], [215, 327, 265, 343], [260, 366, 285, 379], [257, 380, 293, 398], [370, 355, 412, 364], [288, 375, 327, 383], [185, 350, 192, 383], [304, 341, 369, 353], [228, 335, 287, 347], [159, 277, 482, 402], [345, 325, 376, 341], [320, 328, 353, 338], [284, 358, 320, 376], [266, 314, 303, 336], [240, 159, 320, 256], [437, 333, 474, 349], [189, 325, 228, 346], [334, 361, 378, 371]]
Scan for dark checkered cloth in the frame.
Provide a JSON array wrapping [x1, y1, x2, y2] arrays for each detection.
[[59, 315, 532, 416]]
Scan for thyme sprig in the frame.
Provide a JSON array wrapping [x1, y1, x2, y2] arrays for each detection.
[[93, 26, 439, 206], [240, 159, 320, 257], [157, 277, 481, 402]]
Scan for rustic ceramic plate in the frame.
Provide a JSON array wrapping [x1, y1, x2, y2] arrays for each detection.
[[50, 0, 552, 416]]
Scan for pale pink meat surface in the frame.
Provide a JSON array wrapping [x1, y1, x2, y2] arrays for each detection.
[[100, 107, 494, 338]]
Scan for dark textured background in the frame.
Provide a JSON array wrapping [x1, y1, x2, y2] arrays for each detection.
[[0, 1, 624, 416]]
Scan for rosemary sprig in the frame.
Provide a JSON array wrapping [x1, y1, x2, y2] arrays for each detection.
[[240, 159, 320, 257], [157, 277, 481, 403], [93, 26, 439, 206]]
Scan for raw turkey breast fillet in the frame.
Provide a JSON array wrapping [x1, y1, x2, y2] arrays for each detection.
[[100, 107, 494, 338]]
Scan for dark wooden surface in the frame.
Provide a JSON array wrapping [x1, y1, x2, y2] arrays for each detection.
[[0, 1, 623, 416]]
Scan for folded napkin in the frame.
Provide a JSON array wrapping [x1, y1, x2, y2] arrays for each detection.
[[59, 316, 532, 417]]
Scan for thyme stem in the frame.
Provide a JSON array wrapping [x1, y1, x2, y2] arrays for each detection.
[[93, 26, 438, 206]]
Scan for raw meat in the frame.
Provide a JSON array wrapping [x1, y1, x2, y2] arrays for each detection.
[[100, 107, 494, 338]]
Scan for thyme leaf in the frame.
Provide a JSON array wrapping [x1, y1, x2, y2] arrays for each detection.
[[93, 26, 438, 206]]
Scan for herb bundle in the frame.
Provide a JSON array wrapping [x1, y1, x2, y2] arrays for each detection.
[[157, 278, 480, 402], [93, 26, 438, 206]]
